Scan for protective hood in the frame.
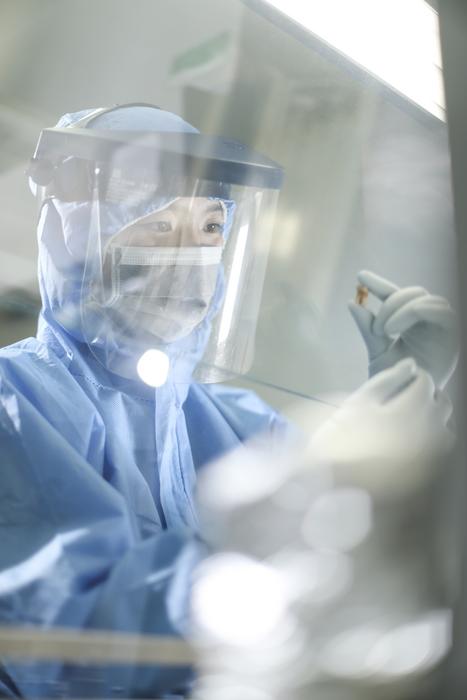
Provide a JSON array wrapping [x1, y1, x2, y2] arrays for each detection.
[[35, 106, 234, 384]]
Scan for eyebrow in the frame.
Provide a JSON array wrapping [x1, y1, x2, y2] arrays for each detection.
[[168, 200, 225, 215], [203, 202, 225, 216], [141, 200, 225, 225]]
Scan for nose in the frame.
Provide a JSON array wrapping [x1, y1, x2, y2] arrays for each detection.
[[178, 218, 201, 246]]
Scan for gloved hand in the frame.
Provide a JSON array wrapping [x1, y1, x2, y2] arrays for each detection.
[[349, 270, 458, 389], [310, 358, 454, 491]]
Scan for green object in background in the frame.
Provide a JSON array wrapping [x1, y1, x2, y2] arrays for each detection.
[[0, 288, 40, 318], [170, 32, 231, 77]]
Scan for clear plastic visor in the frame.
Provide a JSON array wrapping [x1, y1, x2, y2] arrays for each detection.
[[80, 157, 279, 386]]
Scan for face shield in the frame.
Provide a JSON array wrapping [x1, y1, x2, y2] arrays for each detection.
[[29, 124, 283, 385]]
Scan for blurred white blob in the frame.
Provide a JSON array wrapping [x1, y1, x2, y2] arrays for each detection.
[[192, 553, 290, 646], [320, 626, 383, 680], [136, 348, 170, 387], [270, 479, 310, 511], [269, 549, 353, 605], [270, 467, 333, 512], [368, 610, 452, 678], [193, 675, 274, 700], [320, 610, 452, 680], [301, 487, 373, 551], [198, 448, 287, 511]]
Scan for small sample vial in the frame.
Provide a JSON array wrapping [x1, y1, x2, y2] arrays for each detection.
[[356, 284, 369, 306]]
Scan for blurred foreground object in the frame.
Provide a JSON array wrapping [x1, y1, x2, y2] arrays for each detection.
[[192, 360, 456, 700]]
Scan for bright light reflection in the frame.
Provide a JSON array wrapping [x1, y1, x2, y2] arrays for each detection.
[[199, 449, 286, 510], [269, 549, 353, 604], [136, 349, 170, 387], [193, 554, 289, 646], [264, 0, 444, 120], [302, 487, 372, 551], [218, 222, 249, 343]]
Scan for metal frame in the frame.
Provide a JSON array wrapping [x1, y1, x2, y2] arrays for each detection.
[[438, 2, 467, 697]]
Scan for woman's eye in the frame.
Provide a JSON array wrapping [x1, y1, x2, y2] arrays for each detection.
[[150, 221, 172, 233], [204, 222, 223, 234]]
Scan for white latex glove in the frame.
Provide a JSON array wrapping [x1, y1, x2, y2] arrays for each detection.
[[349, 270, 458, 388], [310, 359, 454, 493]]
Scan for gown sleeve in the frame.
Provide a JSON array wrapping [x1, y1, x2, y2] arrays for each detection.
[[0, 369, 200, 698]]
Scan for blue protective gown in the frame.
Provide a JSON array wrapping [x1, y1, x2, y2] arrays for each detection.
[[0, 108, 288, 698]]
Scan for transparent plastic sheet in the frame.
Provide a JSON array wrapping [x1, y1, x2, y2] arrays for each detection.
[[76, 138, 279, 385]]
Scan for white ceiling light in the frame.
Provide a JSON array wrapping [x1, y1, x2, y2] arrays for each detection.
[[263, 0, 445, 120]]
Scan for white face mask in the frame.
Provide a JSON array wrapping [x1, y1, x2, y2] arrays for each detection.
[[108, 246, 223, 342]]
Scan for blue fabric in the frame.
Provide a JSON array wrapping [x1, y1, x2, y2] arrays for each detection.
[[0, 107, 288, 698]]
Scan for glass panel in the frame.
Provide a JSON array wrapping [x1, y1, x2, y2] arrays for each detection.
[[0, 1, 462, 698]]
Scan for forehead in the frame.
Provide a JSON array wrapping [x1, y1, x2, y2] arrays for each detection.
[[149, 197, 224, 217]]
